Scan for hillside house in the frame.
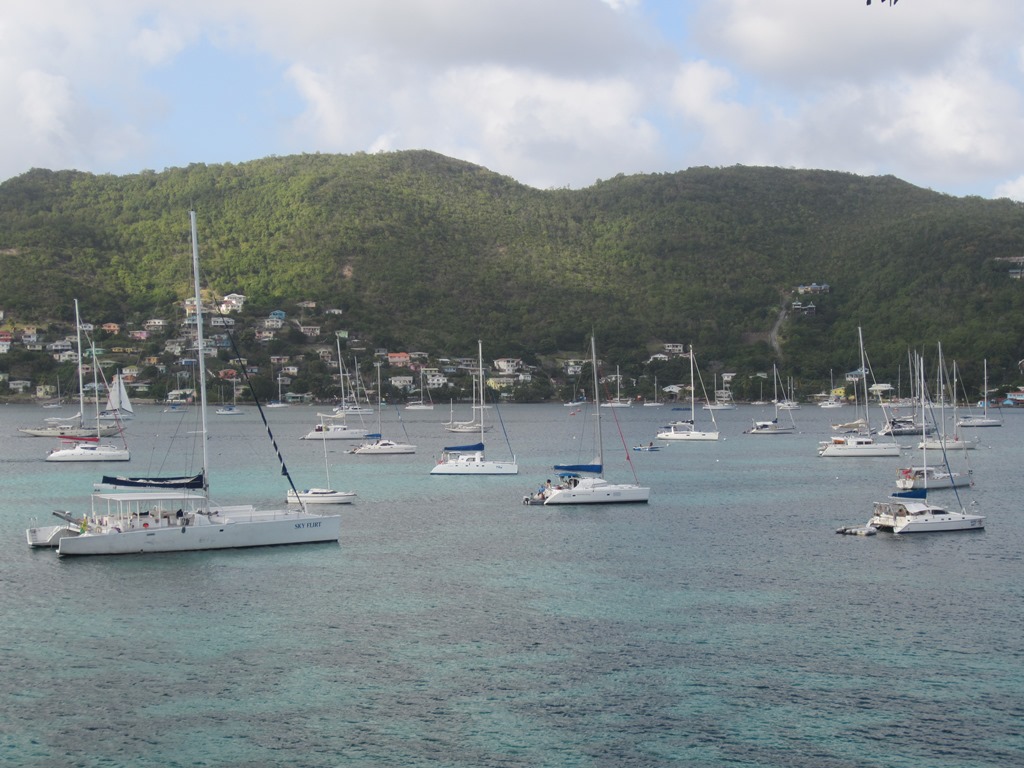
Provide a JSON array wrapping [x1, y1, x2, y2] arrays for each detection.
[[418, 369, 446, 387], [299, 324, 321, 337], [488, 376, 517, 391], [220, 293, 247, 313], [797, 283, 831, 295], [388, 352, 411, 367], [101, 323, 121, 334], [493, 358, 522, 374], [144, 319, 169, 332], [562, 359, 585, 376]]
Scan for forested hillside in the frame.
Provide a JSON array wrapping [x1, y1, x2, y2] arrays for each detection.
[[1, 150, 1023, 391]]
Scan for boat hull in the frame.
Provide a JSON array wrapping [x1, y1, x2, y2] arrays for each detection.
[[530, 476, 650, 505], [301, 426, 369, 440], [818, 438, 900, 457], [55, 510, 341, 556], [349, 441, 416, 455], [869, 499, 985, 534], [19, 424, 122, 438], [46, 446, 130, 462], [287, 489, 356, 505], [657, 430, 719, 441], [431, 458, 519, 475], [26, 524, 79, 548]]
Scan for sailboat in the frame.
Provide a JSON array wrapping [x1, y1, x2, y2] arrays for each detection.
[[431, 340, 517, 475], [216, 385, 244, 415], [266, 369, 289, 407], [818, 328, 900, 457], [333, 356, 375, 415], [288, 406, 357, 504], [524, 335, 649, 505], [25, 211, 342, 554], [869, 356, 984, 534], [45, 309, 131, 462], [642, 375, 664, 407], [18, 302, 121, 439], [957, 359, 1001, 428], [405, 367, 435, 410], [443, 372, 493, 433], [746, 364, 796, 435], [703, 374, 736, 410], [656, 345, 719, 441], [300, 413, 370, 441], [98, 372, 134, 421], [600, 365, 632, 407], [349, 363, 416, 454], [919, 355, 977, 451], [820, 371, 845, 408]]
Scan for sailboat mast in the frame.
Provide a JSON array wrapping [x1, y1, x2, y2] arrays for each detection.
[[189, 211, 211, 496], [375, 362, 383, 434], [74, 299, 85, 426], [478, 339, 485, 442], [689, 345, 695, 414], [858, 326, 869, 426], [591, 335, 603, 472]]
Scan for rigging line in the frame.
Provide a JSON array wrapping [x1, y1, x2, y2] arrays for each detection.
[[392, 402, 413, 442], [222, 323, 303, 505], [490, 390, 515, 458], [600, 374, 642, 483]]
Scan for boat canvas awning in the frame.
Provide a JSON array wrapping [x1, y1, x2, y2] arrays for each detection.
[[442, 442, 485, 452], [554, 463, 602, 474], [100, 472, 205, 490]]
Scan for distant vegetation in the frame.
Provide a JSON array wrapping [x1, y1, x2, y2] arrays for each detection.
[[1, 150, 1023, 400]]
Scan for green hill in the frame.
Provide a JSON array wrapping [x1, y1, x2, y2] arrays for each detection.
[[1, 150, 1023, 395]]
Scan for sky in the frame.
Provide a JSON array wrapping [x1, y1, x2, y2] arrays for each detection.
[[2, 0, 1023, 199]]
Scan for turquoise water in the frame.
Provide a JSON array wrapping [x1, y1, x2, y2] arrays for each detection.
[[1, 402, 1022, 767]]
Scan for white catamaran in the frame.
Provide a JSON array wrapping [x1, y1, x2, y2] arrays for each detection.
[[25, 211, 342, 555]]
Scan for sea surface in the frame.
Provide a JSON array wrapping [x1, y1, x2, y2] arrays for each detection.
[[1, 401, 1022, 767]]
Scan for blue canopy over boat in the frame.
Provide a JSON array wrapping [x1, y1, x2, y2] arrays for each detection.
[[442, 442, 485, 452], [891, 488, 927, 499], [553, 463, 601, 474]]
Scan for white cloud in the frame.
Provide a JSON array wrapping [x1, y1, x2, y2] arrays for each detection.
[[994, 176, 1024, 202], [0, 0, 1023, 198]]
